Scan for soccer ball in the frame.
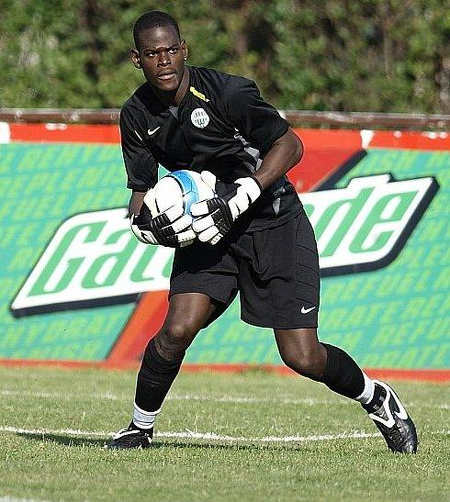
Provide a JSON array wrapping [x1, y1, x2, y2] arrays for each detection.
[[148, 169, 215, 218], [131, 170, 215, 247]]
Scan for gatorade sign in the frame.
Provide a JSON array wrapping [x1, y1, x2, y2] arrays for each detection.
[[11, 174, 438, 316]]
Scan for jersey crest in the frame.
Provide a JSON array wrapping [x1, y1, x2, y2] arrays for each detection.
[[191, 108, 210, 129]]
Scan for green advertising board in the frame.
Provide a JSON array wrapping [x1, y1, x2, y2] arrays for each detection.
[[1, 131, 448, 372]]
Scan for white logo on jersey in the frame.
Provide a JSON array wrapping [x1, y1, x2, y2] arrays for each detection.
[[148, 126, 161, 136], [191, 108, 210, 129], [301, 306, 316, 314]]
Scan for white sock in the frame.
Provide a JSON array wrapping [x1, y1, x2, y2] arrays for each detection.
[[132, 402, 161, 430], [354, 372, 375, 404]]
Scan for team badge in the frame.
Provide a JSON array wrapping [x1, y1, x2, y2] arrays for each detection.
[[191, 108, 210, 129]]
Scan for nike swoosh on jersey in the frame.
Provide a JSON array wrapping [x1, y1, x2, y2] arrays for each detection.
[[148, 126, 161, 136], [300, 306, 316, 314]]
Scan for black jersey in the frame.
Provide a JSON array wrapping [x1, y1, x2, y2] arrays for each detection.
[[120, 65, 302, 230]]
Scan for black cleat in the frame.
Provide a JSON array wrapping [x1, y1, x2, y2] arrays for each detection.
[[105, 424, 153, 450], [363, 380, 418, 454]]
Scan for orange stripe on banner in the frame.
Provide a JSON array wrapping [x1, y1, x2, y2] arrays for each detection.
[[0, 359, 448, 382], [363, 368, 450, 382], [288, 148, 361, 192], [8, 125, 449, 150], [106, 291, 168, 364], [370, 130, 449, 150], [289, 129, 363, 192], [9, 123, 120, 143], [294, 129, 363, 149], [0, 358, 136, 370]]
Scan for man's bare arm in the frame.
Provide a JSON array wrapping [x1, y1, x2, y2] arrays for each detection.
[[127, 190, 147, 218], [253, 128, 303, 190]]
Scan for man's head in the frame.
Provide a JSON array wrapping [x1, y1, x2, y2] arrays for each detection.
[[131, 11, 188, 93]]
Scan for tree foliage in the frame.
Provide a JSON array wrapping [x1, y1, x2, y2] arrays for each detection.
[[0, 0, 448, 112]]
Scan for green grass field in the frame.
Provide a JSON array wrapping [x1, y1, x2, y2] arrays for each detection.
[[0, 366, 448, 502]]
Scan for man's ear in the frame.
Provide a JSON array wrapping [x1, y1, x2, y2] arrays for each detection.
[[130, 48, 142, 69], [181, 40, 188, 61]]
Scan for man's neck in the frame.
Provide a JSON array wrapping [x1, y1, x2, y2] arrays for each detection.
[[153, 66, 190, 107]]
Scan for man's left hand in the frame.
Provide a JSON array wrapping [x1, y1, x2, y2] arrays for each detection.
[[191, 172, 262, 245]]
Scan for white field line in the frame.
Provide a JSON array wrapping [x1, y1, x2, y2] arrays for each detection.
[[0, 498, 50, 502], [0, 389, 448, 410], [1, 425, 448, 444], [0, 425, 377, 442], [0, 389, 343, 406], [171, 394, 337, 406]]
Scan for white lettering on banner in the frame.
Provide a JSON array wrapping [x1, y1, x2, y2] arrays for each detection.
[[11, 208, 173, 316], [300, 174, 438, 275]]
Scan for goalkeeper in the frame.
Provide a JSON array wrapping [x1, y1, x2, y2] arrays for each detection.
[[107, 10, 417, 454]]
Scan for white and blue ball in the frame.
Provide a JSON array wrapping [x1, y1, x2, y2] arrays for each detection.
[[148, 169, 215, 219], [132, 170, 215, 247]]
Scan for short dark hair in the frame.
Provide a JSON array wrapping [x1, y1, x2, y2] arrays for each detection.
[[133, 11, 181, 49]]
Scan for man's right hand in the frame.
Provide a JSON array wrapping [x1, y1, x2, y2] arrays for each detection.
[[130, 202, 195, 248]]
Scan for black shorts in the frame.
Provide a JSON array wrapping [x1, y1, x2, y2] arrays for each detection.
[[170, 210, 320, 329]]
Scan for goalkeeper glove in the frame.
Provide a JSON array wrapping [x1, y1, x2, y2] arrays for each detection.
[[191, 171, 262, 245], [130, 197, 195, 248]]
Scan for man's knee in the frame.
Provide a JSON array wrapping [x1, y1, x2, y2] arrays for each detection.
[[275, 329, 327, 378], [154, 293, 215, 360], [156, 319, 200, 359], [279, 346, 326, 378]]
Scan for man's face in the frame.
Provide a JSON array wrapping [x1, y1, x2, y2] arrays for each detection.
[[132, 25, 187, 92]]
